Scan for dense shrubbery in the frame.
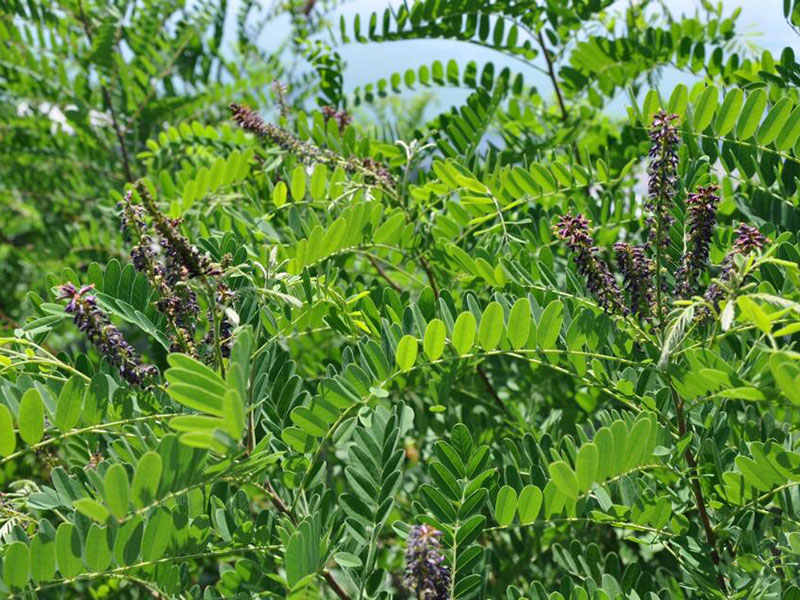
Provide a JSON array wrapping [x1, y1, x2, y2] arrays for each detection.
[[3, 0, 800, 598]]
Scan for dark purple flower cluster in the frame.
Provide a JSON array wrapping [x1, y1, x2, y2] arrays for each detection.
[[120, 190, 167, 285], [554, 214, 624, 313], [614, 242, 655, 318], [321, 105, 352, 132], [229, 103, 395, 187], [675, 185, 721, 298], [124, 184, 226, 356], [57, 283, 157, 386], [646, 111, 680, 248], [732, 223, 769, 255], [230, 103, 320, 160], [403, 525, 451, 600], [702, 223, 769, 313], [135, 183, 217, 281]]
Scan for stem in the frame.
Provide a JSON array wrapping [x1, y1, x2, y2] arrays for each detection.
[[669, 382, 728, 594], [76, 0, 132, 182], [0, 414, 173, 466], [14, 544, 279, 597], [419, 256, 439, 300], [368, 255, 402, 292], [476, 364, 509, 415], [206, 283, 225, 378], [536, 31, 569, 122], [258, 480, 352, 600]]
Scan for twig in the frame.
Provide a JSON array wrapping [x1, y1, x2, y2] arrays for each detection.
[[419, 256, 439, 300], [476, 364, 508, 415], [536, 31, 569, 122], [670, 383, 728, 594], [367, 256, 402, 292], [76, 0, 132, 182], [262, 480, 352, 600]]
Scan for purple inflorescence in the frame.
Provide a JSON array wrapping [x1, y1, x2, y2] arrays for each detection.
[[702, 223, 769, 315], [229, 103, 396, 187], [403, 525, 451, 600], [646, 110, 680, 249], [675, 184, 721, 298], [554, 213, 624, 313], [321, 105, 352, 132], [57, 283, 156, 386], [614, 242, 655, 318], [121, 188, 203, 355]]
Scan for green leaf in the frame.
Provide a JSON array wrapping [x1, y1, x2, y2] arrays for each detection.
[[517, 485, 542, 524], [0, 403, 16, 457], [714, 88, 743, 136], [222, 388, 245, 439], [310, 164, 328, 201], [667, 84, 688, 116], [456, 514, 486, 547], [56, 523, 84, 578], [423, 319, 447, 361], [113, 516, 143, 566], [55, 375, 84, 432], [548, 460, 579, 500], [85, 525, 112, 572], [18, 387, 44, 445], [141, 507, 172, 561], [757, 97, 793, 146], [30, 532, 56, 583], [73, 498, 110, 523], [452, 311, 476, 356], [737, 88, 768, 139], [420, 484, 458, 522], [507, 298, 531, 350], [273, 181, 288, 207], [334, 552, 363, 568], [494, 485, 517, 526], [395, 335, 418, 371], [291, 165, 306, 200], [131, 451, 162, 509], [3, 541, 29, 589], [776, 105, 800, 151], [624, 416, 653, 470], [576, 442, 599, 493], [692, 85, 718, 131], [104, 463, 130, 520], [537, 300, 563, 350], [478, 302, 504, 351]]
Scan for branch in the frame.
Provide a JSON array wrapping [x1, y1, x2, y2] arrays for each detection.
[[368, 255, 402, 292], [536, 31, 568, 122], [77, 0, 132, 182], [476, 364, 509, 415], [261, 480, 352, 600], [419, 256, 439, 300], [670, 383, 728, 594]]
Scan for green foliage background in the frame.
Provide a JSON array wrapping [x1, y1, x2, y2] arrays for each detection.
[[2, 0, 800, 598]]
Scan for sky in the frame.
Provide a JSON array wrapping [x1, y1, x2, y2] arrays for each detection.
[[245, 0, 796, 113]]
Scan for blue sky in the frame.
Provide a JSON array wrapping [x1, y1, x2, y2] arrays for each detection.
[[247, 1, 796, 113]]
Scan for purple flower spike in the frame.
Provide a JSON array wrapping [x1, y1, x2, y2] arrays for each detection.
[[403, 525, 451, 600], [675, 184, 721, 298], [58, 283, 157, 386], [614, 242, 655, 318], [702, 223, 769, 317], [646, 110, 680, 249], [554, 214, 624, 314]]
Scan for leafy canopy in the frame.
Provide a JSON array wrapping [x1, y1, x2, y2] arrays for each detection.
[[2, 0, 800, 599]]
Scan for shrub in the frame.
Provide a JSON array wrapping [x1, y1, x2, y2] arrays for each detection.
[[2, 1, 800, 599]]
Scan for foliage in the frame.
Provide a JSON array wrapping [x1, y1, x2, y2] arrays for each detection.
[[2, 0, 800, 599]]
